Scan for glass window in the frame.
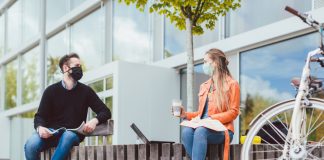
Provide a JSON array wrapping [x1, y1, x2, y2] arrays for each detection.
[[71, 9, 105, 71], [10, 111, 36, 160], [164, 20, 185, 58], [227, 0, 311, 37], [7, 1, 22, 53], [46, 0, 68, 29], [89, 80, 104, 93], [5, 59, 18, 109], [105, 77, 113, 90], [0, 15, 4, 58], [180, 64, 209, 111], [22, 0, 40, 44], [71, 0, 86, 10], [47, 30, 68, 85], [85, 96, 112, 145], [239, 33, 322, 134], [105, 96, 113, 116], [0, 67, 2, 109], [104, 96, 113, 144], [113, 2, 150, 63], [22, 47, 41, 104], [164, 19, 219, 58]]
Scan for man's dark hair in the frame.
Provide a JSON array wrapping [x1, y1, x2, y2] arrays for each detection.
[[59, 53, 80, 72]]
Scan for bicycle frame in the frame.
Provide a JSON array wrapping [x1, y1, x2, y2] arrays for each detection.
[[281, 7, 324, 158], [241, 6, 324, 159], [282, 48, 323, 158]]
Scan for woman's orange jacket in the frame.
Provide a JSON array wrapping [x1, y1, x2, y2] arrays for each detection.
[[184, 77, 240, 160], [185, 77, 240, 132]]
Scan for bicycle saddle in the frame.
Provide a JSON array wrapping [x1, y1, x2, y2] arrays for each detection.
[[290, 77, 323, 91]]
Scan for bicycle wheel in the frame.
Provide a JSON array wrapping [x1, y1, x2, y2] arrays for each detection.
[[241, 98, 324, 160]]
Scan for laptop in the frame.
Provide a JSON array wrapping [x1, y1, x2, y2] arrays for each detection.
[[130, 123, 175, 144]]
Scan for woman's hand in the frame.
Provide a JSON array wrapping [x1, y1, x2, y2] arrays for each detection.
[[191, 116, 201, 123], [171, 106, 186, 118], [179, 107, 186, 118]]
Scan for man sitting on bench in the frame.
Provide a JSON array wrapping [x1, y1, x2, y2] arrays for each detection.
[[24, 53, 111, 160]]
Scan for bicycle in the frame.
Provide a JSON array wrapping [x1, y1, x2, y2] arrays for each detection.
[[241, 6, 324, 160]]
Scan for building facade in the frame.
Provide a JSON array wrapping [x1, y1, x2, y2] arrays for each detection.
[[0, 0, 323, 159]]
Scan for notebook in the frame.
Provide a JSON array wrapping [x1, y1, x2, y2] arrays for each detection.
[[130, 123, 175, 144]]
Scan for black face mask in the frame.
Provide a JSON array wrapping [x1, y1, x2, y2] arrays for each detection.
[[68, 66, 83, 81]]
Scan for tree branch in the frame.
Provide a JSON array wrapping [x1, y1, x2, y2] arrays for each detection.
[[186, 6, 193, 19], [194, 0, 202, 17], [180, 6, 188, 17], [193, 0, 205, 26]]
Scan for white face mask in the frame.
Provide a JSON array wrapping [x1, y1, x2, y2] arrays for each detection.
[[202, 62, 214, 76]]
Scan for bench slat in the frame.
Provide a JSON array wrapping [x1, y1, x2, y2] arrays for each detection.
[[138, 144, 149, 160], [116, 145, 126, 160], [78, 146, 86, 160], [106, 144, 116, 160], [208, 144, 219, 160], [230, 144, 241, 160], [96, 146, 104, 160], [254, 145, 265, 159], [126, 144, 138, 160], [161, 143, 171, 160], [70, 146, 78, 160], [150, 143, 159, 160], [87, 146, 95, 160], [172, 144, 182, 160]]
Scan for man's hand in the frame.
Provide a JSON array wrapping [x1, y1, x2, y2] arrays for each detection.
[[83, 118, 99, 133], [37, 126, 52, 139]]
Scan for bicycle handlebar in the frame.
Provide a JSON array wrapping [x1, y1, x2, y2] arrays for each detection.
[[310, 57, 324, 67], [285, 6, 319, 25], [285, 6, 302, 18], [285, 6, 324, 51]]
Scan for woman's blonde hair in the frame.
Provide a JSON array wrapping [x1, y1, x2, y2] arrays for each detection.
[[205, 48, 232, 112]]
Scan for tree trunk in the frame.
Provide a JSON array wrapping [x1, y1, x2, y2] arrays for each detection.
[[186, 18, 194, 112]]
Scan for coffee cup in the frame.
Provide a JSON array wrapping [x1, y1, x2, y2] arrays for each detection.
[[172, 99, 182, 116]]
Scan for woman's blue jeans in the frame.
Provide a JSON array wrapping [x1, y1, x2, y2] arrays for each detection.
[[24, 130, 80, 160], [181, 126, 233, 160]]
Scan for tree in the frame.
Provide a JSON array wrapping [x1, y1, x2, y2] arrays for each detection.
[[241, 94, 276, 133], [47, 56, 60, 85], [5, 62, 17, 109], [118, 0, 241, 111]]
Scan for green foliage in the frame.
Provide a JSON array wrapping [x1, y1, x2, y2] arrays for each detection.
[[241, 94, 276, 133], [47, 56, 61, 85], [22, 56, 40, 104], [105, 96, 113, 113], [89, 80, 104, 93], [21, 110, 36, 118], [5, 61, 17, 109], [0, 46, 3, 58], [106, 77, 113, 90], [119, 0, 241, 35], [164, 49, 173, 58]]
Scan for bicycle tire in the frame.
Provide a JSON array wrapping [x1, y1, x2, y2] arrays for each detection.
[[241, 98, 324, 159]]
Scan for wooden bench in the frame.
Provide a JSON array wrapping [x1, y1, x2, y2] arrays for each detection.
[[41, 143, 239, 160], [40, 119, 114, 160], [41, 120, 324, 160], [41, 143, 324, 160]]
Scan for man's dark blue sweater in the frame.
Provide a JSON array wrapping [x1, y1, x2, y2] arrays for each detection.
[[34, 81, 111, 141]]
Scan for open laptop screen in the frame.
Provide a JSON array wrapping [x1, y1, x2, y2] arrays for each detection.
[[130, 123, 150, 144]]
